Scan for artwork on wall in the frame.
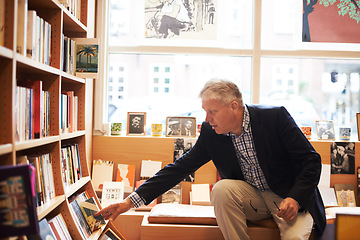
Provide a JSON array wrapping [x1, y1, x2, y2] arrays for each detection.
[[144, 0, 217, 40], [330, 142, 355, 174], [302, 0, 360, 43]]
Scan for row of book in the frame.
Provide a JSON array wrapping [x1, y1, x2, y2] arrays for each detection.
[[62, 36, 77, 75], [59, 0, 83, 22], [33, 213, 73, 240], [24, 8, 52, 65], [61, 90, 79, 134], [27, 153, 56, 207], [68, 191, 106, 239], [61, 143, 82, 188], [15, 81, 51, 141]]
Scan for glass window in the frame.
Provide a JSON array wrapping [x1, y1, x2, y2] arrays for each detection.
[[260, 57, 360, 138], [98, 0, 360, 139], [107, 53, 252, 135]]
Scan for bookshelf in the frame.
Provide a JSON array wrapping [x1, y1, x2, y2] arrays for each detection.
[[0, 0, 122, 239]]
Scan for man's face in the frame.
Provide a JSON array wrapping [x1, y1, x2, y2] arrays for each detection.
[[185, 120, 192, 129], [202, 98, 238, 135]]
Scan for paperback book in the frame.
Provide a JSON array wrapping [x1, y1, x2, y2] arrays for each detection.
[[79, 197, 106, 232], [0, 164, 39, 237]]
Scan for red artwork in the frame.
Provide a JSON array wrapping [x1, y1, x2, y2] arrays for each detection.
[[303, 0, 360, 43]]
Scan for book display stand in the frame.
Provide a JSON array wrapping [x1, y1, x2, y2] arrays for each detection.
[[0, 0, 123, 239]]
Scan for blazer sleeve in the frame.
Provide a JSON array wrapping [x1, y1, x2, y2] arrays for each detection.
[[134, 131, 211, 205]]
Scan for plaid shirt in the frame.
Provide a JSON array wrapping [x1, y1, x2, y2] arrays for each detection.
[[228, 106, 269, 191], [130, 106, 270, 208]]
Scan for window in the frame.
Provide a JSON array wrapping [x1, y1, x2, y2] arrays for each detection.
[[96, 0, 360, 138]]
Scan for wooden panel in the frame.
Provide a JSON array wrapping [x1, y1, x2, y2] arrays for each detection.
[[141, 215, 224, 240], [92, 136, 175, 182]]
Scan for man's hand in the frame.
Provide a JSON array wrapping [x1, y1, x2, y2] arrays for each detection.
[[276, 197, 299, 222], [94, 197, 134, 222]]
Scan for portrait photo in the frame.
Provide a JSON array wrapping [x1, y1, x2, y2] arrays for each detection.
[[181, 117, 196, 137], [166, 117, 181, 136], [331, 142, 355, 174], [166, 117, 196, 137], [127, 112, 146, 136], [316, 120, 335, 140]]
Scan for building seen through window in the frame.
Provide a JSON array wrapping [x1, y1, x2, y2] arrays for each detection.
[[103, 0, 360, 137]]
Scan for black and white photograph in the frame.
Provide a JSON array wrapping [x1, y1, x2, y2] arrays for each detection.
[[316, 120, 335, 140], [166, 117, 181, 136], [181, 117, 196, 137], [174, 138, 197, 182], [127, 112, 146, 136], [166, 117, 196, 137], [331, 142, 355, 174], [144, 0, 217, 40]]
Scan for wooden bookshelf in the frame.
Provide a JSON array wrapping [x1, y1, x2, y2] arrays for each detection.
[[0, 0, 115, 239]]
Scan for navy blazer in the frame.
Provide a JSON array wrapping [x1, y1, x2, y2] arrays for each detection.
[[135, 105, 326, 236]]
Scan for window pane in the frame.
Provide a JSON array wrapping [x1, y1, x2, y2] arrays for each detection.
[[107, 54, 252, 135], [108, 0, 253, 49], [261, 0, 299, 50], [260, 57, 360, 139]]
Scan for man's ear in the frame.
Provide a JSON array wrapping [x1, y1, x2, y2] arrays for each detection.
[[230, 101, 238, 111]]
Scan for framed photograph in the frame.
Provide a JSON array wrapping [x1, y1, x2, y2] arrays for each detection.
[[357, 113, 360, 141], [166, 117, 196, 137], [316, 120, 335, 140], [127, 112, 146, 136]]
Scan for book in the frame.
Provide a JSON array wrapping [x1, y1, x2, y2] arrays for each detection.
[[101, 181, 124, 208], [16, 0, 28, 55], [69, 199, 91, 238], [174, 138, 196, 182], [161, 183, 181, 204], [78, 197, 106, 232], [116, 164, 135, 193], [318, 187, 338, 207], [92, 159, 114, 191], [191, 184, 211, 206], [48, 213, 72, 240], [38, 218, 57, 240], [0, 164, 39, 237], [26, 10, 37, 59], [334, 183, 356, 207], [99, 228, 123, 240], [140, 160, 162, 179]]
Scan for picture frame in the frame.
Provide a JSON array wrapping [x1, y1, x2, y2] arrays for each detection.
[[127, 112, 146, 136], [357, 113, 360, 141], [166, 117, 196, 137], [316, 120, 335, 140]]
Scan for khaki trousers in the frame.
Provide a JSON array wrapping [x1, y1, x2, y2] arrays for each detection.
[[211, 179, 314, 240]]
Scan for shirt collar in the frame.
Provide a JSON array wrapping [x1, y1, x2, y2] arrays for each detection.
[[226, 105, 250, 137]]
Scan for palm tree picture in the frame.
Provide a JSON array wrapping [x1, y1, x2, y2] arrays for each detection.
[[76, 43, 99, 73]]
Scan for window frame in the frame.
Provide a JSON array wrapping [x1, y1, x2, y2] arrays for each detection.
[[94, 0, 360, 134]]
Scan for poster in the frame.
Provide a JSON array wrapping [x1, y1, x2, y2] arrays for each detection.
[[303, 0, 360, 43], [144, 0, 217, 40]]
